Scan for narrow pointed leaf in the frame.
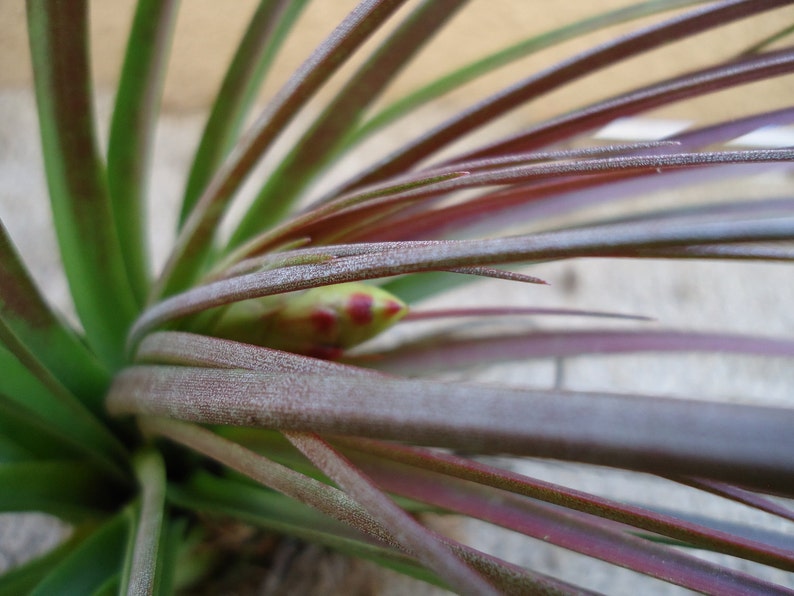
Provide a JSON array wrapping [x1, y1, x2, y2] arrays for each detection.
[[0, 397, 108, 464], [177, 469, 379, 540], [134, 331, 379, 378], [156, 0, 410, 298], [230, 0, 469, 246], [399, 306, 650, 323], [284, 431, 498, 595], [348, 108, 794, 244], [107, 0, 180, 306], [0, 461, 123, 521], [273, 149, 794, 247], [0, 219, 109, 402], [671, 477, 794, 522], [180, 0, 309, 225], [339, 439, 794, 572], [168, 475, 447, 588], [347, 451, 794, 595], [632, 507, 794, 552], [109, 366, 794, 493], [223, 170, 467, 265], [371, 329, 794, 374], [119, 450, 167, 596], [453, 46, 794, 163], [0, 321, 129, 482], [139, 417, 398, 547], [214, 240, 445, 280], [130, 215, 794, 343], [631, 243, 794, 261], [441, 267, 547, 285], [0, 530, 85, 596], [26, 0, 138, 367], [738, 21, 794, 55], [345, 0, 708, 148], [29, 514, 128, 596], [144, 418, 588, 594], [335, 0, 793, 192]]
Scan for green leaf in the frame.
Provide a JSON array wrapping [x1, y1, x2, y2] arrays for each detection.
[[0, 461, 123, 522], [169, 472, 447, 589], [0, 397, 101, 464], [173, 470, 365, 540], [153, 515, 186, 596], [107, 0, 181, 306], [155, 0, 410, 299], [0, 331, 130, 483], [229, 0, 469, 247], [91, 576, 120, 596], [0, 528, 88, 596], [118, 450, 167, 596], [30, 513, 128, 596], [180, 0, 310, 226], [159, 436, 571, 594], [0, 434, 32, 464], [141, 417, 398, 547], [0, 219, 109, 404], [737, 21, 794, 56], [26, 0, 138, 368]]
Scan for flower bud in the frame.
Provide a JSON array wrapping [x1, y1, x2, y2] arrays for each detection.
[[210, 282, 408, 358]]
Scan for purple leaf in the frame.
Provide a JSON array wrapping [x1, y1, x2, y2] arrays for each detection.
[[448, 47, 794, 163], [401, 307, 651, 323], [290, 149, 794, 245], [107, 365, 794, 493], [671, 476, 794, 521], [344, 445, 794, 594], [134, 331, 379, 377], [130, 215, 794, 343], [284, 431, 499, 595], [369, 329, 794, 373], [338, 438, 794, 572], [143, 416, 588, 594], [334, 0, 793, 192], [229, 0, 470, 247], [156, 0, 411, 298]]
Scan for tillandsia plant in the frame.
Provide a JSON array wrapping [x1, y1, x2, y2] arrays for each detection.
[[3, 0, 794, 593]]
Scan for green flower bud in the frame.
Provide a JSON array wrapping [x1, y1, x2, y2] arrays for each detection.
[[210, 282, 408, 358]]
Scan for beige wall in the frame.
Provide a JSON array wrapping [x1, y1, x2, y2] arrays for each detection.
[[1, 1, 792, 124]]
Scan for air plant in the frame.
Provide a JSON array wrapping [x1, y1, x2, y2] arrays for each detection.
[[2, 0, 794, 593]]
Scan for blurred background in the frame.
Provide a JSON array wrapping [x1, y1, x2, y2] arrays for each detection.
[[2, 0, 792, 121]]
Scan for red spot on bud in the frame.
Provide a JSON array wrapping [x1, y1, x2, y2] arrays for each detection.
[[310, 308, 337, 335], [384, 300, 404, 318], [347, 293, 374, 325]]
